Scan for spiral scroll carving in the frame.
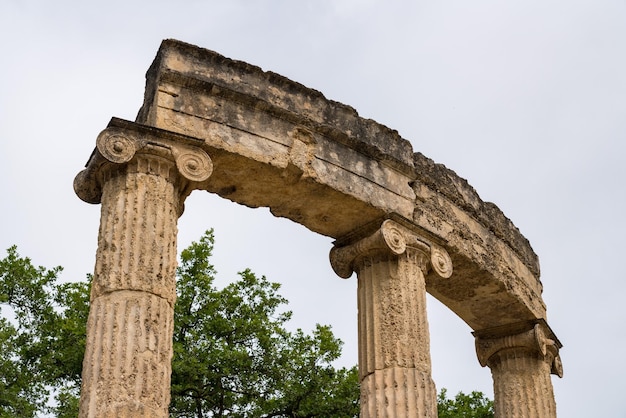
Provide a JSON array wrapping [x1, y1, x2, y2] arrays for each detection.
[[175, 151, 213, 182], [381, 221, 407, 255], [430, 245, 453, 278], [96, 132, 137, 164]]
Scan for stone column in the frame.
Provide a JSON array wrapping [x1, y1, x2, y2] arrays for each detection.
[[330, 219, 453, 417], [474, 321, 563, 418], [74, 121, 213, 417]]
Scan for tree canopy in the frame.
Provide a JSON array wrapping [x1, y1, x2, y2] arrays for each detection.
[[0, 245, 87, 417], [0, 230, 492, 417], [0, 231, 358, 417], [437, 388, 494, 418], [170, 231, 359, 417]]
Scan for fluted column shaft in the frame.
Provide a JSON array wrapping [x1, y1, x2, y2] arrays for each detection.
[[330, 219, 453, 417], [80, 155, 181, 417], [74, 121, 213, 417], [358, 248, 436, 417], [475, 322, 563, 418]]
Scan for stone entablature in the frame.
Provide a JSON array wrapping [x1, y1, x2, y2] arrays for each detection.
[[75, 39, 562, 417], [130, 39, 547, 332]]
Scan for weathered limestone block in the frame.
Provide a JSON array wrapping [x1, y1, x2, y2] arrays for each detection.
[[74, 119, 212, 417], [135, 39, 417, 238], [474, 321, 562, 418], [330, 219, 453, 417], [412, 152, 546, 330]]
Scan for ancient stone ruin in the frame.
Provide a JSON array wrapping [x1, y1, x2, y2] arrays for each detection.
[[74, 39, 562, 417]]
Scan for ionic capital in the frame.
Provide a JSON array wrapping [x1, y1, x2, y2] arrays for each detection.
[[474, 320, 563, 377], [329, 219, 453, 279], [74, 118, 213, 207]]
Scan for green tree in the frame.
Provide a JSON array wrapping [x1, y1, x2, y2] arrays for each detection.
[[0, 246, 88, 417], [437, 388, 494, 418], [1, 232, 494, 418], [0, 231, 359, 417], [170, 230, 359, 417]]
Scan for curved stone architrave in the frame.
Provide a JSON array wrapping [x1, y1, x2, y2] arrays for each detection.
[[75, 39, 563, 417], [134, 39, 548, 333]]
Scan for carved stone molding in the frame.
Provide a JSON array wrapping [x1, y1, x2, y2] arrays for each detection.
[[474, 320, 563, 378], [74, 118, 213, 210], [329, 218, 453, 280], [430, 245, 453, 278], [96, 130, 138, 164]]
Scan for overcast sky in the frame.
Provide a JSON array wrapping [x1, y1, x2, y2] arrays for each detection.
[[1, 1, 625, 416]]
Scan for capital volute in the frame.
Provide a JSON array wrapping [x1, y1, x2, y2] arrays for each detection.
[[474, 320, 563, 377], [74, 118, 213, 205], [329, 219, 453, 279]]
